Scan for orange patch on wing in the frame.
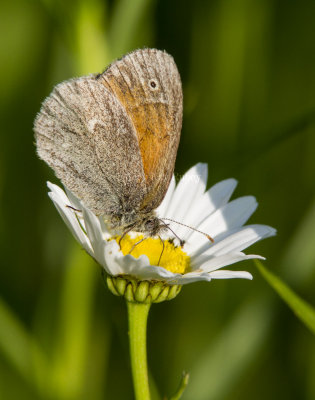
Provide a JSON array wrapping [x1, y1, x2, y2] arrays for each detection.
[[129, 103, 170, 184], [101, 74, 171, 184]]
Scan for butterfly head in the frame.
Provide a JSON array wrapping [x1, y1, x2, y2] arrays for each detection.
[[107, 210, 166, 237]]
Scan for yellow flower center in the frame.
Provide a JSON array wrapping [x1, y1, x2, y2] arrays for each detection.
[[115, 235, 190, 274]]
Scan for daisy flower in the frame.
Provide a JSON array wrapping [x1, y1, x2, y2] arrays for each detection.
[[47, 163, 276, 300]]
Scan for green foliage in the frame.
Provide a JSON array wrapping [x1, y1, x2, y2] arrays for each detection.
[[1, 0, 315, 399], [255, 260, 315, 336]]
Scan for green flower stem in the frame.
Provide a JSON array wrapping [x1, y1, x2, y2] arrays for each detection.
[[127, 300, 151, 400]]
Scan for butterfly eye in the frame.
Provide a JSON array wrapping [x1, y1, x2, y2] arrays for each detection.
[[149, 79, 158, 90]]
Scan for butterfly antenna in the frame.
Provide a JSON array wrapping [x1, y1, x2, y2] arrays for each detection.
[[66, 205, 82, 213], [159, 219, 185, 247], [158, 236, 165, 266], [161, 218, 214, 243], [119, 226, 135, 247]]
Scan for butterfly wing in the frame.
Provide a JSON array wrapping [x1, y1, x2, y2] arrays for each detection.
[[34, 76, 147, 216], [99, 48, 183, 211]]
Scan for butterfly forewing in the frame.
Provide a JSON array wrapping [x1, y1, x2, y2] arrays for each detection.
[[98, 48, 183, 211], [35, 76, 147, 216], [35, 48, 183, 226]]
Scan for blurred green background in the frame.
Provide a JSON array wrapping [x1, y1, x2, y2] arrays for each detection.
[[1, 0, 315, 399]]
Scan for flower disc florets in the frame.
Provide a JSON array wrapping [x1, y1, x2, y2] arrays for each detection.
[[115, 234, 190, 274]]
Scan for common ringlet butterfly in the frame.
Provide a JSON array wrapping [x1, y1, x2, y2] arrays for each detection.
[[34, 48, 183, 237]]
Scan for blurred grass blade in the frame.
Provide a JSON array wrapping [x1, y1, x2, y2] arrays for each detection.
[[169, 372, 189, 400], [109, 0, 153, 58], [38, 0, 110, 75], [50, 245, 97, 400], [149, 370, 162, 400], [185, 297, 273, 400], [0, 298, 48, 391], [44, 3, 113, 398], [280, 196, 315, 285], [210, 0, 249, 146], [308, 344, 315, 400], [255, 260, 315, 335], [237, 109, 315, 168], [74, 0, 110, 74], [83, 317, 111, 400]]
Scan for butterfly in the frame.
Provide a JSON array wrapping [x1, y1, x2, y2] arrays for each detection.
[[34, 48, 183, 237]]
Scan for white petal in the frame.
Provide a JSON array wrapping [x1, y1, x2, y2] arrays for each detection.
[[82, 207, 107, 263], [204, 178, 238, 211], [172, 272, 213, 284], [159, 164, 208, 238], [103, 240, 128, 275], [188, 196, 258, 251], [48, 190, 92, 254], [102, 238, 176, 280], [156, 175, 176, 217], [47, 182, 71, 204], [191, 224, 276, 262], [115, 252, 151, 275], [175, 267, 253, 284], [196, 252, 264, 273], [64, 187, 83, 211], [98, 216, 112, 237], [127, 264, 180, 281], [175, 178, 238, 240], [208, 270, 253, 280], [64, 187, 110, 238], [63, 188, 89, 232], [166, 164, 208, 238], [169, 163, 207, 220], [108, 247, 182, 281], [164, 163, 207, 220]]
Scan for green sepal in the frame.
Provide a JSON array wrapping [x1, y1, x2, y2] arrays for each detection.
[[106, 275, 182, 304]]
